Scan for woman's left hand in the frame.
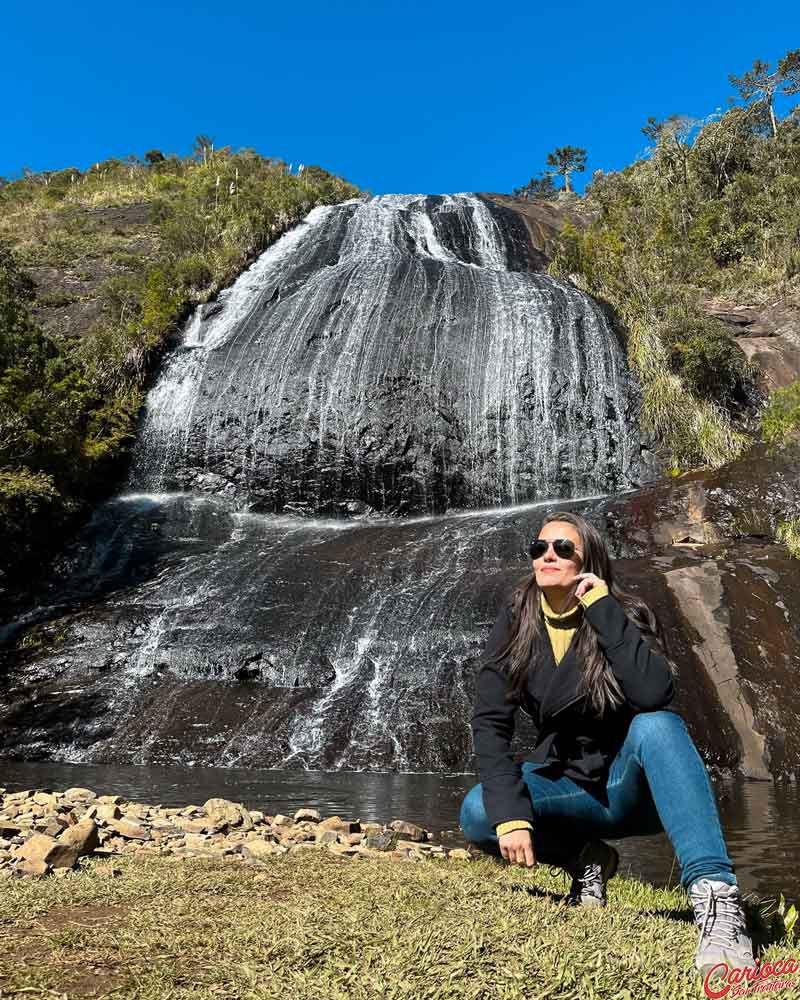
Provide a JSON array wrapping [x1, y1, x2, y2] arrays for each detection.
[[574, 572, 607, 599]]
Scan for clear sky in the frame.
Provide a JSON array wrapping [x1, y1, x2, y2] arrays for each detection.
[[4, 1, 799, 195]]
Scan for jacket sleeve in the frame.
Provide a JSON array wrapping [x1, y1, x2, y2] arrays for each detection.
[[470, 603, 536, 830], [582, 591, 675, 711]]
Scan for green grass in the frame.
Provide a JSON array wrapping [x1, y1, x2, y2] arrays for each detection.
[[1, 852, 797, 999]]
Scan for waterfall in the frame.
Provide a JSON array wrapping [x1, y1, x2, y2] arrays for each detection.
[[0, 193, 646, 770], [129, 194, 641, 515]]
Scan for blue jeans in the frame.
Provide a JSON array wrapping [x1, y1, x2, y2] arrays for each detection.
[[459, 710, 737, 892]]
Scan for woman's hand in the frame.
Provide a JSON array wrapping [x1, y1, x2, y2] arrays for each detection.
[[498, 828, 537, 867], [574, 572, 607, 600]]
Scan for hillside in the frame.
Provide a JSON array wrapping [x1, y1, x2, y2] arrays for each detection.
[[0, 146, 360, 589]]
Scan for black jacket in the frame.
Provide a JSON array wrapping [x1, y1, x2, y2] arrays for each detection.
[[470, 592, 678, 830]]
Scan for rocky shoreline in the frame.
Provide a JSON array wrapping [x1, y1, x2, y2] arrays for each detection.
[[0, 786, 473, 879]]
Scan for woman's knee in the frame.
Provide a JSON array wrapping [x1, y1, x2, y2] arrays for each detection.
[[630, 709, 685, 735], [459, 784, 494, 843], [628, 709, 687, 751]]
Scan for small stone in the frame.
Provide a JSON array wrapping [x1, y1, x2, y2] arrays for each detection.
[[315, 830, 340, 846], [364, 832, 397, 852], [96, 795, 123, 805], [203, 799, 253, 832], [107, 818, 150, 841], [63, 788, 96, 802], [96, 804, 122, 823], [17, 857, 50, 878], [317, 816, 361, 834], [272, 815, 292, 827], [293, 808, 320, 823], [243, 840, 286, 861], [94, 862, 123, 877], [447, 848, 472, 861], [33, 792, 59, 809], [389, 820, 426, 842]]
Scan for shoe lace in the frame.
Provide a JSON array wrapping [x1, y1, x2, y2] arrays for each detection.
[[693, 885, 748, 950], [577, 861, 604, 897]]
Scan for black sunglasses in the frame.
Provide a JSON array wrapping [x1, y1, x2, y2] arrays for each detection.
[[528, 538, 581, 560]]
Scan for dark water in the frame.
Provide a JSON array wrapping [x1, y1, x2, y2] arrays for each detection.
[[2, 760, 797, 907]]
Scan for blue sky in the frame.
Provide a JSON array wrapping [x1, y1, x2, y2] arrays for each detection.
[[4, 1, 799, 195]]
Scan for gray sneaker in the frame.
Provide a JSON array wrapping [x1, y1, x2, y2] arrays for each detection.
[[688, 878, 756, 980], [566, 840, 619, 907]]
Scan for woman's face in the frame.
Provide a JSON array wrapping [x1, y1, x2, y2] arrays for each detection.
[[533, 521, 584, 590]]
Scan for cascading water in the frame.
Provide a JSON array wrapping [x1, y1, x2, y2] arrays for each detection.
[[0, 194, 647, 770], [129, 194, 642, 514]]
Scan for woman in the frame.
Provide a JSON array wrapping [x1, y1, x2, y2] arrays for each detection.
[[459, 510, 755, 983]]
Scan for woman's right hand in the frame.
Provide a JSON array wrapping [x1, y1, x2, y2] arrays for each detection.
[[498, 828, 537, 867]]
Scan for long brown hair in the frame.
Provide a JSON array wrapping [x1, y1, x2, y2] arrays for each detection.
[[491, 510, 677, 717]]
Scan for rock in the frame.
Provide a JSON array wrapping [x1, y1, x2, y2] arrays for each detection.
[[184, 834, 210, 851], [447, 849, 472, 861], [107, 818, 150, 841], [93, 862, 122, 877], [317, 816, 360, 834], [395, 839, 429, 852], [37, 815, 66, 838], [177, 818, 210, 834], [63, 788, 96, 802], [95, 804, 122, 823], [388, 820, 427, 842], [33, 792, 59, 809], [59, 818, 100, 857], [18, 833, 80, 870], [243, 839, 286, 861], [248, 810, 265, 824], [272, 814, 292, 827], [315, 830, 340, 846], [364, 832, 397, 852], [202, 798, 253, 831], [17, 857, 50, 877], [293, 808, 320, 823], [96, 795, 123, 805]]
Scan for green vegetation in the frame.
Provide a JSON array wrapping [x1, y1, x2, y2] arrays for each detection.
[[0, 141, 359, 581], [528, 50, 800, 472], [1, 851, 797, 999]]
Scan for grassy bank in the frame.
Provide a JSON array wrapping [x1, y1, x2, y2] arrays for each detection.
[[544, 83, 800, 474], [2, 851, 798, 1000]]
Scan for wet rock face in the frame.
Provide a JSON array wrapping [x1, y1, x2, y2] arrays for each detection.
[[699, 294, 800, 390], [128, 194, 643, 516], [602, 444, 800, 781], [1, 445, 798, 781]]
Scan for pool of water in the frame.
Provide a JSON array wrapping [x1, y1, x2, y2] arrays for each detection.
[[2, 760, 797, 907]]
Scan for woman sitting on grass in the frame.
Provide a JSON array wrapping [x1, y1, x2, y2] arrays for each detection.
[[459, 510, 755, 984]]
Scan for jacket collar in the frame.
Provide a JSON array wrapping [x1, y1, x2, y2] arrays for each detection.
[[528, 607, 586, 724]]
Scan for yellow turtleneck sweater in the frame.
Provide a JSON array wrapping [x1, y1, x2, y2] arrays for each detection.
[[494, 583, 609, 839]]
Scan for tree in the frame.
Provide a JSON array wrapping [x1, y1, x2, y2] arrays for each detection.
[[729, 49, 800, 138], [144, 149, 165, 166], [642, 114, 701, 189], [544, 146, 587, 193], [193, 134, 215, 165], [512, 172, 558, 200]]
